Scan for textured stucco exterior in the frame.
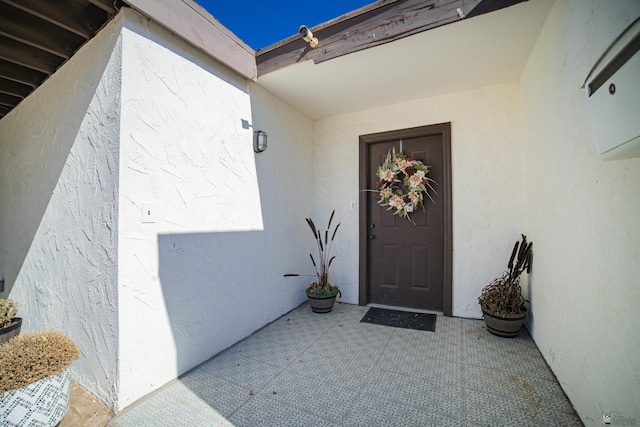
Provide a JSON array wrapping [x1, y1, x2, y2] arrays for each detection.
[[519, 1, 640, 425], [116, 9, 314, 409], [0, 15, 123, 408], [1, 0, 638, 423], [314, 83, 524, 317], [0, 7, 314, 411]]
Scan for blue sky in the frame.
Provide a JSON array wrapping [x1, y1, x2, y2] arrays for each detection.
[[195, 1, 374, 50]]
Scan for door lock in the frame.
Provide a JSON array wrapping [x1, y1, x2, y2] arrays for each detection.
[[368, 234, 376, 240]]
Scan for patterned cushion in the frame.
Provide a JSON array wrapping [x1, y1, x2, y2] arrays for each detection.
[[0, 367, 70, 427]]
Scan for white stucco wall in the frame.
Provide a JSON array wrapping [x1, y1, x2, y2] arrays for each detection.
[[0, 15, 123, 409], [313, 83, 524, 317], [519, 1, 640, 425], [117, 9, 314, 409], [7, 2, 636, 421]]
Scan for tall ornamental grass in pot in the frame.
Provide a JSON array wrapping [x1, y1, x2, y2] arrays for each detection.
[[305, 210, 341, 313]]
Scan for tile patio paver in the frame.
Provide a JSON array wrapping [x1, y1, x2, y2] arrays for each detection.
[[109, 303, 583, 427]]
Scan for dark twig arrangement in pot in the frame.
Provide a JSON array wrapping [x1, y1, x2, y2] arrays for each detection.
[[305, 210, 341, 312], [478, 234, 533, 337]]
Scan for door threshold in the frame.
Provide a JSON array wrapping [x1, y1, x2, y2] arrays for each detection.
[[366, 303, 443, 316]]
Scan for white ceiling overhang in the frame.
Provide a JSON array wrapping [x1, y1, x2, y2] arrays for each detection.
[[257, 0, 555, 120]]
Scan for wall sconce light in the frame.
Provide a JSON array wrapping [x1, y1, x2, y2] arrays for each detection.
[[254, 130, 268, 153]]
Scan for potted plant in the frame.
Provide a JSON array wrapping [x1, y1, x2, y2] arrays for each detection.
[[0, 329, 80, 426], [305, 210, 341, 313], [0, 299, 21, 345], [478, 234, 533, 337]]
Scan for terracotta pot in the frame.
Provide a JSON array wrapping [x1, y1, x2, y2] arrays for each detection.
[[0, 367, 71, 426], [307, 294, 337, 313], [0, 317, 22, 345], [482, 309, 527, 338]]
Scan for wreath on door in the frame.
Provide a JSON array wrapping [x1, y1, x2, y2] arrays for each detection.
[[375, 148, 437, 221]]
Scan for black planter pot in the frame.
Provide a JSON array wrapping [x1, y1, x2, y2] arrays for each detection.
[[0, 317, 22, 345], [307, 294, 337, 313], [482, 310, 526, 338]]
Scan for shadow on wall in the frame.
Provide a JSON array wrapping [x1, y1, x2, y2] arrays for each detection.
[[0, 32, 120, 298], [158, 230, 308, 377], [151, 61, 315, 413]]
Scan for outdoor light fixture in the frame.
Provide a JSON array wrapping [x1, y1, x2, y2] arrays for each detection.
[[254, 130, 268, 153], [299, 25, 318, 48]]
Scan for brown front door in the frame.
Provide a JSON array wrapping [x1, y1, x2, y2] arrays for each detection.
[[359, 124, 452, 315]]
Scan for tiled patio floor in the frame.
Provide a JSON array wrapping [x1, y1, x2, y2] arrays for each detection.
[[109, 303, 582, 427]]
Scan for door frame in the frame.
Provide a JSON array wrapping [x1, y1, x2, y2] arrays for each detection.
[[358, 123, 453, 316]]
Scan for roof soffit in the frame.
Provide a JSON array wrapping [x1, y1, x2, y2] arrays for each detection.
[[0, 0, 123, 120], [256, 0, 555, 120]]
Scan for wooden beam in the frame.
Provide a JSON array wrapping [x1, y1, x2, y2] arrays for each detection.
[[0, 59, 46, 87], [0, 105, 10, 116], [0, 91, 21, 108], [259, 0, 403, 54], [0, 3, 86, 58], [123, 0, 257, 81], [0, 35, 63, 74], [256, 0, 527, 77], [0, 77, 33, 99], [0, 0, 121, 120], [87, 0, 119, 14], [3, 0, 109, 38]]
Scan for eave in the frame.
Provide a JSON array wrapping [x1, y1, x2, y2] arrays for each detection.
[[0, 0, 123, 120], [0, 0, 257, 122], [256, 0, 526, 77], [256, 0, 555, 120]]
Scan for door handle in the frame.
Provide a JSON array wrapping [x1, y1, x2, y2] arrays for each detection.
[[369, 234, 376, 240]]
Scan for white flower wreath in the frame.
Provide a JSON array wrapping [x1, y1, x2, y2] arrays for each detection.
[[375, 148, 437, 221]]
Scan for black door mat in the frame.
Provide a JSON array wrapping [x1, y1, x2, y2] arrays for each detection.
[[360, 307, 436, 332]]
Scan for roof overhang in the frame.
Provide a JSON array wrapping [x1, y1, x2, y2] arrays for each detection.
[[257, 0, 555, 119], [0, 0, 257, 121], [1, 0, 554, 122], [0, 0, 123, 120]]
